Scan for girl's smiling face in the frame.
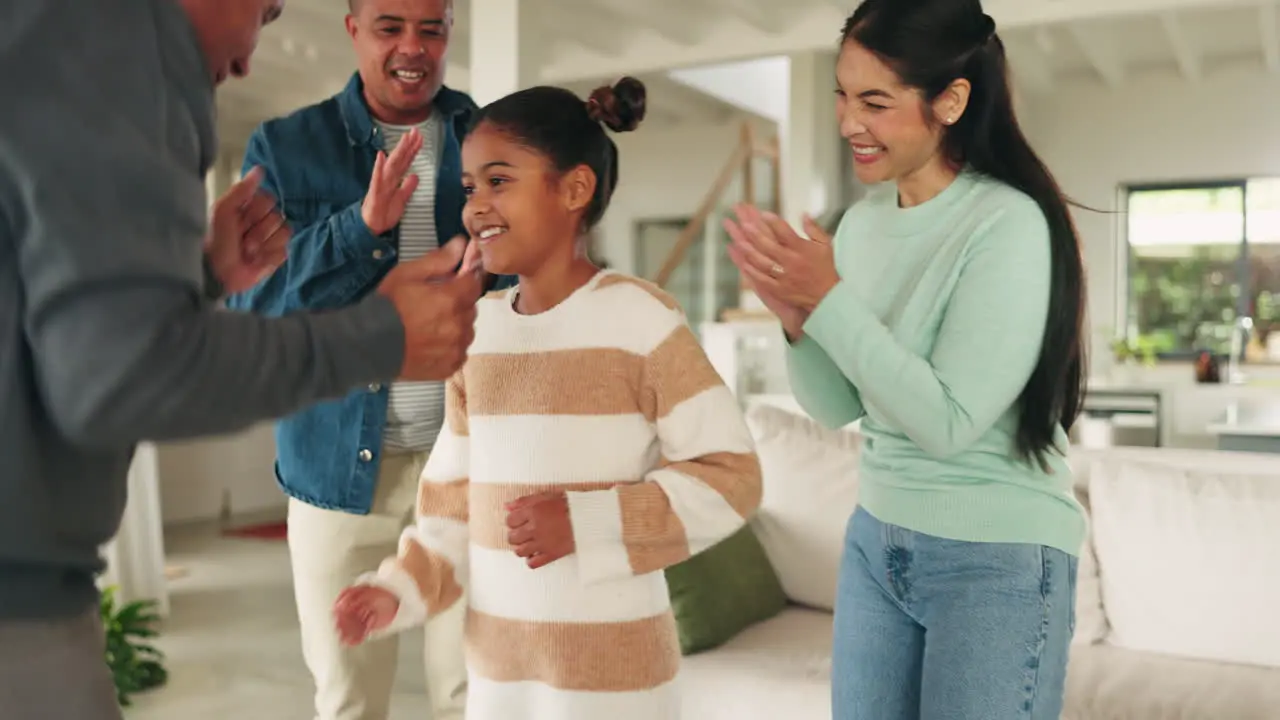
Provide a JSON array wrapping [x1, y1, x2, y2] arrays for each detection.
[[461, 121, 596, 277]]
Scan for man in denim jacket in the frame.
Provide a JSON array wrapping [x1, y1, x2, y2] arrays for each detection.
[[226, 1, 512, 718]]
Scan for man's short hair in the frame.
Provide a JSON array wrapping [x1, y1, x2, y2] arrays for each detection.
[[349, 0, 453, 14], [348, 0, 453, 15]]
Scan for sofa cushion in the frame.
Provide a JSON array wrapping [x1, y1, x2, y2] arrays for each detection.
[[665, 524, 788, 655], [1064, 450, 1110, 646], [1070, 519, 1109, 647], [743, 404, 861, 611], [1065, 643, 1280, 720], [679, 607, 833, 720], [1088, 448, 1280, 668]]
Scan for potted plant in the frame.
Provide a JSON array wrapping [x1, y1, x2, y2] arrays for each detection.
[[1110, 337, 1134, 363], [100, 585, 168, 706], [1108, 334, 1160, 384], [1134, 336, 1158, 367]]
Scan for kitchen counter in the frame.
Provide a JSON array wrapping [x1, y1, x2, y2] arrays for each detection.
[[1207, 401, 1280, 437], [1081, 384, 1164, 447], [1207, 401, 1280, 452]]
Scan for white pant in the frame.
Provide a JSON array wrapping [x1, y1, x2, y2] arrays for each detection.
[[289, 450, 467, 720]]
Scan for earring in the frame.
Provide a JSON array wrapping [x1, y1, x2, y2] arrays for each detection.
[[946, 116, 955, 124]]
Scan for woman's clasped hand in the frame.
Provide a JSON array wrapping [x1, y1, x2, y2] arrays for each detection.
[[724, 203, 840, 339]]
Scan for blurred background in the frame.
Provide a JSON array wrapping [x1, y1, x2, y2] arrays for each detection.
[[108, 1, 1280, 717]]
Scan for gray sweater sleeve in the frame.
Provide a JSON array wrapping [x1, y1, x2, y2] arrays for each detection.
[[2, 4, 405, 448]]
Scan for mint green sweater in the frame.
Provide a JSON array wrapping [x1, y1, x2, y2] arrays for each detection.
[[788, 169, 1086, 556]]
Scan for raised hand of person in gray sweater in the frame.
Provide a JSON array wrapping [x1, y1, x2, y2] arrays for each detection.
[[0, 0, 481, 623]]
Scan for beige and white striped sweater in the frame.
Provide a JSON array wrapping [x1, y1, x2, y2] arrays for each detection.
[[358, 270, 762, 719]]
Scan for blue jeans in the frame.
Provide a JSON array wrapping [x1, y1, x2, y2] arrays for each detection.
[[832, 506, 1077, 719]]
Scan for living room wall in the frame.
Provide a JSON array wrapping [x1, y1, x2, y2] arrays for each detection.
[[1022, 62, 1280, 377], [598, 115, 778, 275]]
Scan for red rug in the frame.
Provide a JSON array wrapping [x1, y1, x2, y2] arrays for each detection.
[[222, 520, 288, 541]]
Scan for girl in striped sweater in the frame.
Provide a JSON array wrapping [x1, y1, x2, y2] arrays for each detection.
[[331, 77, 763, 720]]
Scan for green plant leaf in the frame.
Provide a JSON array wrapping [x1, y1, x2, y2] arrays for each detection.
[[132, 643, 164, 659], [100, 586, 168, 707]]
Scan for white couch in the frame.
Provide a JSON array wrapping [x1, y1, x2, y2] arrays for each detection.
[[678, 403, 1280, 719]]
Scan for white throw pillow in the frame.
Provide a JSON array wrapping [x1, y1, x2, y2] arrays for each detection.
[[744, 404, 861, 611], [1089, 454, 1280, 668]]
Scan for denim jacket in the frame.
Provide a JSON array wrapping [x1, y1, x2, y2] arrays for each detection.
[[226, 72, 514, 514]]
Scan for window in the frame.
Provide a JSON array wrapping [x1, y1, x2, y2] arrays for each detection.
[[634, 218, 696, 316], [633, 218, 740, 326], [1125, 178, 1280, 357]]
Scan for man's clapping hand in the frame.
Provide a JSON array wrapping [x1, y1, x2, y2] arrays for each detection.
[[206, 166, 290, 294], [362, 126, 422, 236], [377, 236, 483, 381]]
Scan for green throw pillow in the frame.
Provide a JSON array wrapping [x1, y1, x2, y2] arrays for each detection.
[[664, 523, 788, 655]]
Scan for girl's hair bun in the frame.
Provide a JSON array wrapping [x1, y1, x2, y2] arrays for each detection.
[[585, 76, 647, 133]]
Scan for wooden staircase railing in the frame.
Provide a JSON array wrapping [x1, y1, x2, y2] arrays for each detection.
[[652, 121, 780, 289]]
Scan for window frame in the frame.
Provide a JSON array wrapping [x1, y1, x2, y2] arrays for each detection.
[[1120, 178, 1253, 361]]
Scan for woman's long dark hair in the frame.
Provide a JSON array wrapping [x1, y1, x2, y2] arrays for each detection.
[[845, 0, 1087, 468]]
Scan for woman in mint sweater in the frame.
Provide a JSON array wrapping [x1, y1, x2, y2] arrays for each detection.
[[726, 1, 1087, 718]]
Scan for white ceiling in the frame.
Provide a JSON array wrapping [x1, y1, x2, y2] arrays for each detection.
[[216, 1, 756, 142], [215, 0, 1280, 144]]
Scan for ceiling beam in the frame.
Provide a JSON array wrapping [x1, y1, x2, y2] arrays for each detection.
[[591, 0, 715, 46], [697, 0, 794, 34], [1066, 22, 1126, 89], [545, 0, 635, 57], [248, 0, 1255, 94], [985, 0, 1261, 28], [1262, 3, 1280, 73], [550, 31, 620, 60], [1157, 11, 1201, 82], [538, 4, 842, 84], [537, 0, 1190, 89]]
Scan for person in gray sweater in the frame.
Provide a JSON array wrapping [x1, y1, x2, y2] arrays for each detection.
[[0, 1, 485, 716]]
